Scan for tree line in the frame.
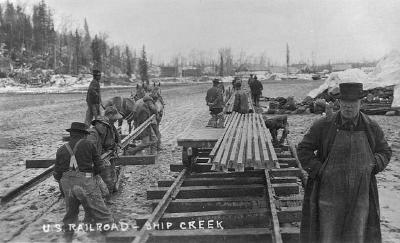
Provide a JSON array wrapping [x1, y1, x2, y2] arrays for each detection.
[[0, 0, 152, 81]]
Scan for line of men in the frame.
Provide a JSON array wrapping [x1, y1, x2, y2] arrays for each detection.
[[54, 70, 160, 239]]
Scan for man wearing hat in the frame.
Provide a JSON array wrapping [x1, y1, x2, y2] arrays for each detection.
[[232, 81, 249, 114], [87, 106, 122, 194], [297, 82, 392, 243], [249, 75, 263, 106], [85, 70, 102, 125], [54, 122, 113, 236], [206, 79, 225, 128]]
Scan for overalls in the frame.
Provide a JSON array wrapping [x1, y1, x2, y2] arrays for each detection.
[[60, 140, 113, 230], [318, 127, 374, 243]]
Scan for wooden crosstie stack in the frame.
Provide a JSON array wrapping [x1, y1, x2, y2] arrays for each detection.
[[107, 112, 305, 243], [210, 112, 277, 172]]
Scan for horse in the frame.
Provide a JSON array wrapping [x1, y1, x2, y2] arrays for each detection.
[[104, 96, 136, 133]]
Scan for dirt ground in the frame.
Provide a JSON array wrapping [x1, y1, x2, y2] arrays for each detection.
[[0, 80, 399, 242]]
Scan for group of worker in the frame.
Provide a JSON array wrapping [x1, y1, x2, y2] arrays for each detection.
[[54, 70, 161, 239], [208, 77, 392, 243]]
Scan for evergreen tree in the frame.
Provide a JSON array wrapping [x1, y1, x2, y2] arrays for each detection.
[[125, 46, 132, 77], [139, 45, 148, 84], [91, 35, 102, 71]]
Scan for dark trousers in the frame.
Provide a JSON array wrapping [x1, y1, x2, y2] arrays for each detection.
[[85, 103, 100, 125], [252, 93, 260, 106], [60, 171, 113, 229]]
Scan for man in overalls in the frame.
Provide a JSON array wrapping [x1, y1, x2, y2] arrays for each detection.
[[297, 82, 392, 243], [54, 122, 113, 237]]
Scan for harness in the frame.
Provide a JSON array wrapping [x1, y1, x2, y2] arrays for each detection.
[[65, 139, 93, 178]]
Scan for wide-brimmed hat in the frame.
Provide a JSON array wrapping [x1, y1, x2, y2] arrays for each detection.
[[104, 106, 123, 120], [212, 78, 220, 84], [339, 82, 365, 101], [91, 116, 110, 126], [66, 122, 90, 134]]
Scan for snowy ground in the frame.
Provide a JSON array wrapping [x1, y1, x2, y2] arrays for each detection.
[[0, 80, 399, 242]]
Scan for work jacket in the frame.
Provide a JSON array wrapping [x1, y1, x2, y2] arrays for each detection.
[[86, 79, 101, 104], [297, 111, 392, 243], [206, 86, 224, 109], [54, 137, 102, 181]]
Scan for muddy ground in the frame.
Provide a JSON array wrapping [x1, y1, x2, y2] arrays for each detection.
[[0, 79, 399, 242]]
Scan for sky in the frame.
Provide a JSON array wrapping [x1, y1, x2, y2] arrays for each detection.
[[6, 0, 400, 65]]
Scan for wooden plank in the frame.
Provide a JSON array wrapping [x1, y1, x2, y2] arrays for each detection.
[[188, 169, 265, 178], [209, 112, 237, 158], [113, 155, 155, 166], [264, 169, 283, 243], [270, 176, 298, 184], [277, 158, 298, 167], [213, 112, 239, 166], [25, 159, 54, 168], [277, 206, 302, 223], [135, 208, 271, 230], [246, 113, 253, 164], [150, 197, 268, 213], [132, 169, 187, 243], [272, 183, 299, 196], [259, 117, 279, 167], [256, 114, 270, 167], [252, 113, 261, 168], [146, 228, 272, 243], [157, 177, 265, 187], [228, 115, 244, 169], [147, 184, 266, 200], [281, 225, 301, 243], [236, 114, 248, 171], [169, 163, 213, 173], [270, 168, 301, 178], [220, 113, 241, 170]]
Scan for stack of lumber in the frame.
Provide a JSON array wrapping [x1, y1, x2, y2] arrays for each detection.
[[210, 112, 278, 172]]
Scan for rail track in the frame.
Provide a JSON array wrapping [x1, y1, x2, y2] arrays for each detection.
[[0, 115, 156, 205], [107, 142, 304, 243]]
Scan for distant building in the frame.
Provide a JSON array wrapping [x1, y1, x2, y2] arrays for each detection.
[[332, 63, 352, 72], [160, 66, 178, 77], [202, 65, 217, 75], [182, 66, 201, 77]]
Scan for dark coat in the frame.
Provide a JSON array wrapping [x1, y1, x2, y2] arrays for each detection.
[[87, 122, 120, 155], [250, 79, 263, 95], [54, 137, 103, 181], [86, 79, 101, 104], [297, 111, 392, 243], [206, 86, 224, 109], [233, 90, 249, 114]]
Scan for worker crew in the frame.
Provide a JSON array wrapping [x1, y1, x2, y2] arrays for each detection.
[[297, 82, 392, 243], [206, 79, 225, 128], [54, 122, 113, 237], [264, 115, 289, 146], [87, 106, 122, 194], [249, 75, 263, 106], [232, 81, 249, 114], [85, 70, 102, 125]]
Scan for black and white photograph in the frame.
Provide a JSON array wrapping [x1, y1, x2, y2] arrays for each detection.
[[0, 0, 399, 242]]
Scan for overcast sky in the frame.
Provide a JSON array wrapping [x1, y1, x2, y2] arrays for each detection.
[[8, 0, 400, 65]]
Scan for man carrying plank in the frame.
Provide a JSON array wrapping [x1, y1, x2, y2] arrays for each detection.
[[54, 122, 113, 238]]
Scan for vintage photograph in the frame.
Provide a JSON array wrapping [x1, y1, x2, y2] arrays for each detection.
[[0, 0, 399, 242]]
